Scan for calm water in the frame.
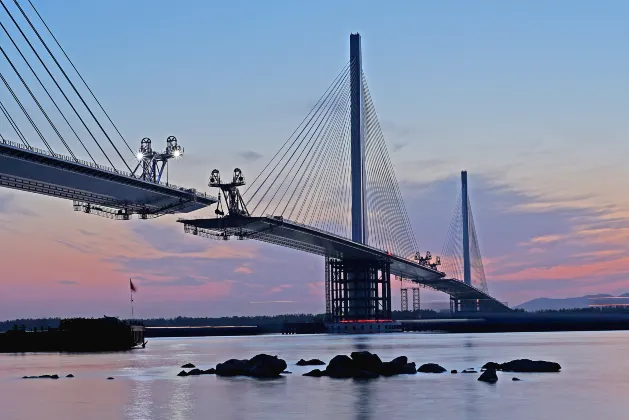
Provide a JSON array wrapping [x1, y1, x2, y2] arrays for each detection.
[[0, 331, 628, 420]]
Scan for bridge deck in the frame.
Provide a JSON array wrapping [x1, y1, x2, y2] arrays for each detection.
[[0, 139, 216, 215], [179, 215, 509, 307]]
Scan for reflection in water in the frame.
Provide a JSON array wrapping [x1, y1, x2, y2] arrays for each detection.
[[168, 376, 193, 420], [126, 379, 154, 420], [353, 335, 372, 420]]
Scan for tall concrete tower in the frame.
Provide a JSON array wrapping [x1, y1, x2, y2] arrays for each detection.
[[350, 33, 366, 244], [461, 170, 471, 286]]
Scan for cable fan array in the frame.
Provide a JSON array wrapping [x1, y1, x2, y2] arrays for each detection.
[[441, 191, 489, 293], [0, 0, 134, 172], [244, 59, 419, 259]]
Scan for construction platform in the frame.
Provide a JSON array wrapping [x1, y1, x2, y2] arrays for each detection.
[[0, 138, 216, 217]]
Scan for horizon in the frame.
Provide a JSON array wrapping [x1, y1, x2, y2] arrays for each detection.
[[2, 0, 629, 319]]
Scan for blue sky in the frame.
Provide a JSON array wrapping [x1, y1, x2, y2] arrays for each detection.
[[1, 0, 629, 318]]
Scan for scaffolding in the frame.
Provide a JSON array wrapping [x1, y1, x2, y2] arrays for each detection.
[[327, 258, 391, 322]]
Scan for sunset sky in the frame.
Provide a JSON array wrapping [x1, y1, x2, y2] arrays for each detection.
[[1, 0, 629, 319]]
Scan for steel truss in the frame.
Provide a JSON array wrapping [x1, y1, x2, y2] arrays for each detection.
[[327, 258, 391, 322]]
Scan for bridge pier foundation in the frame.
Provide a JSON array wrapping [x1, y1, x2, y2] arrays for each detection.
[[326, 258, 391, 323]]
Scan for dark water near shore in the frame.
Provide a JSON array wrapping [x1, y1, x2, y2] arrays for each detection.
[[1, 331, 628, 420]]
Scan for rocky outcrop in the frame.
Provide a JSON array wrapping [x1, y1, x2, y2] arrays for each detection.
[[481, 362, 501, 371], [106, 377, 114, 380], [248, 354, 288, 378], [181, 363, 196, 369], [325, 355, 356, 378], [478, 368, 498, 383], [23, 374, 59, 379], [178, 368, 216, 377], [351, 351, 383, 373], [417, 363, 446, 373], [300, 352, 418, 379], [66, 374, 74, 378], [462, 369, 477, 373], [296, 359, 326, 366], [451, 370, 458, 374], [512, 377, 521, 381], [500, 359, 561, 373], [303, 369, 324, 377], [215, 354, 287, 378]]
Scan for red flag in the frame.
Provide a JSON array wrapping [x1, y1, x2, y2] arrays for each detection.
[[130, 279, 137, 293]]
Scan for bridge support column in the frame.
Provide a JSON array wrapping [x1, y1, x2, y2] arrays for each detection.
[[327, 258, 391, 322]]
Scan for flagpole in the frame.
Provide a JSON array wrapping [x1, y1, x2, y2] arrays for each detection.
[[130, 278, 134, 319]]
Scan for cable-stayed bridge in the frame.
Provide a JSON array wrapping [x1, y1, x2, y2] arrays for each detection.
[[0, 1, 508, 322], [0, 0, 216, 218], [180, 34, 511, 323]]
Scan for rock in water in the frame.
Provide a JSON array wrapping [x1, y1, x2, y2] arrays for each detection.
[[401, 363, 417, 374], [303, 369, 325, 377], [350, 351, 383, 373], [66, 374, 74, 378], [187, 369, 203, 376], [177, 370, 188, 377], [462, 369, 477, 373], [296, 359, 326, 366], [478, 369, 498, 383], [380, 356, 410, 376], [481, 362, 501, 371], [325, 355, 356, 378], [500, 359, 561, 373], [106, 377, 114, 380], [417, 363, 446, 373], [512, 377, 521, 381], [202, 368, 216, 375], [248, 354, 287, 378], [215, 359, 251, 377], [181, 363, 196, 369], [451, 370, 458, 374]]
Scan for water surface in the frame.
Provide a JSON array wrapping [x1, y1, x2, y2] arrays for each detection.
[[1, 331, 627, 420]]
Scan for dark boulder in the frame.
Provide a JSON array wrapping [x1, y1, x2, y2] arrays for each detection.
[[380, 356, 410, 376], [418, 363, 446, 373], [248, 354, 287, 378], [107, 377, 114, 380], [296, 359, 326, 366], [481, 362, 501, 371], [325, 355, 356, 378], [390, 356, 408, 367], [187, 369, 203, 376], [202, 368, 216, 375], [303, 369, 325, 377], [66, 374, 74, 378], [400, 363, 417, 374], [500, 359, 561, 373], [39, 374, 59, 379], [512, 377, 521, 381], [351, 351, 383, 373], [478, 368, 498, 383], [354, 370, 379, 380], [462, 369, 477, 373], [216, 359, 251, 377], [451, 370, 458, 374], [181, 363, 196, 369], [177, 370, 188, 377]]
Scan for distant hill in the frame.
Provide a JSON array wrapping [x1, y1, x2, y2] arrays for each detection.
[[516, 294, 613, 311]]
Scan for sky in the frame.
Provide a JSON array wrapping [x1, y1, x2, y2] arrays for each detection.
[[1, 0, 629, 319]]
